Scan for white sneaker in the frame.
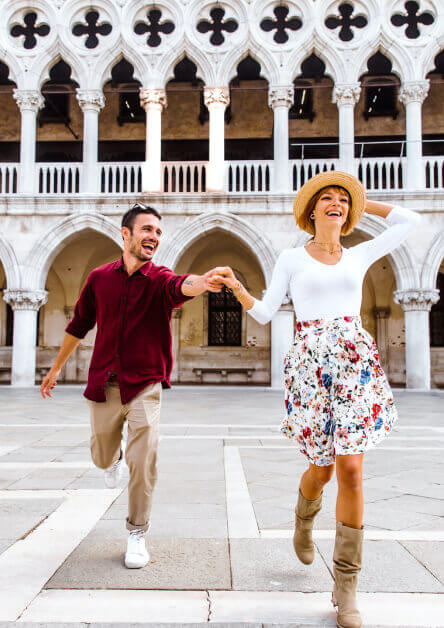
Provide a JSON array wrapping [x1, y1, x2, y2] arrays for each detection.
[[125, 530, 150, 569], [104, 449, 124, 488]]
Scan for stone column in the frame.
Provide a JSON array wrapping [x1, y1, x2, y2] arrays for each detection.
[[271, 299, 294, 388], [394, 289, 439, 389], [3, 289, 48, 387], [332, 84, 361, 175], [76, 89, 105, 194], [269, 85, 293, 193], [139, 88, 167, 193], [399, 81, 429, 190], [204, 87, 229, 192], [63, 305, 78, 382], [373, 306, 390, 370], [171, 308, 182, 383], [13, 89, 44, 194]]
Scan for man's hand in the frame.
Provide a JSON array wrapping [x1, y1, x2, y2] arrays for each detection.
[[40, 367, 61, 399], [207, 266, 238, 290], [203, 268, 226, 293]]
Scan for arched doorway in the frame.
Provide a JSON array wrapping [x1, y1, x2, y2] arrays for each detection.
[[0, 260, 13, 382], [430, 261, 444, 387], [38, 229, 121, 382], [173, 229, 269, 384]]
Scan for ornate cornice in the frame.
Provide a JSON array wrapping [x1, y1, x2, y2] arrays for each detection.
[[76, 89, 105, 112], [394, 288, 439, 311], [399, 81, 430, 105], [13, 90, 44, 113], [204, 87, 230, 108], [3, 289, 48, 311], [332, 83, 361, 107], [268, 85, 294, 109], [139, 88, 167, 110]]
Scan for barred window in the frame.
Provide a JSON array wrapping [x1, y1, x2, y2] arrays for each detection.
[[430, 273, 444, 347], [208, 287, 242, 346]]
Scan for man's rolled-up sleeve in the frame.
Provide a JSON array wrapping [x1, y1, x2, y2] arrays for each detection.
[[162, 271, 194, 309], [65, 276, 96, 339]]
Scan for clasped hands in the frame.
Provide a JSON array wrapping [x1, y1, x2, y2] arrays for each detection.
[[203, 266, 238, 293]]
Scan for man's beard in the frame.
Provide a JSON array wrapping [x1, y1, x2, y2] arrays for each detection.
[[129, 239, 151, 262]]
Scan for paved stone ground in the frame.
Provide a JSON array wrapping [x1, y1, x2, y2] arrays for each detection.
[[0, 386, 443, 626]]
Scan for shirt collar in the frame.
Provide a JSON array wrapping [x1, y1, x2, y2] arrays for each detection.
[[114, 257, 153, 276]]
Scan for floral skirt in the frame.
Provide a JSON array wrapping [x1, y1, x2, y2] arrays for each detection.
[[281, 316, 397, 466]]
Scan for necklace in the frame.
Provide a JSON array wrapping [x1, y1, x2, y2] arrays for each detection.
[[312, 240, 342, 255]]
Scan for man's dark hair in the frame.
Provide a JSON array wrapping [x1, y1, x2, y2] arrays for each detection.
[[122, 203, 162, 232]]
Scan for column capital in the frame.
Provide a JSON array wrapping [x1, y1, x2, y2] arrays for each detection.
[[373, 306, 390, 319], [139, 88, 167, 110], [399, 80, 430, 106], [204, 87, 230, 108], [13, 89, 44, 112], [3, 289, 48, 311], [76, 89, 105, 112], [268, 85, 294, 109], [394, 288, 439, 312], [333, 83, 361, 107]]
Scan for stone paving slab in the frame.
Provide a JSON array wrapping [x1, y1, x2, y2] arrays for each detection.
[[0, 498, 63, 543], [400, 541, 444, 584], [315, 539, 443, 592], [46, 520, 231, 590], [230, 539, 333, 592]]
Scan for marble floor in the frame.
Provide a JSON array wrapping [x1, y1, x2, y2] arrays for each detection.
[[0, 386, 443, 627]]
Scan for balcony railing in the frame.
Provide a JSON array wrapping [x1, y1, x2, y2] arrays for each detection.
[[0, 164, 18, 194], [1, 156, 444, 196]]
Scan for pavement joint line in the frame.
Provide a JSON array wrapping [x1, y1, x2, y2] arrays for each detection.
[[0, 489, 105, 499], [224, 446, 259, 539], [238, 445, 444, 450], [0, 462, 94, 469], [1, 423, 443, 431], [260, 529, 444, 541], [15, 590, 444, 625], [0, 488, 122, 621]]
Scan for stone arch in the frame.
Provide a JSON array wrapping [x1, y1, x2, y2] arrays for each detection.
[[287, 38, 345, 84], [156, 212, 277, 285], [32, 48, 84, 91], [96, 46, 146, 90], [158, 46, 213, 87], [354, 37, 412, 84], [353, 214, 419, 290], [0, 234, 20, 289], [422, 232, 444, 290], [221, 46, 279, 86], [24, 213, 122, 291]]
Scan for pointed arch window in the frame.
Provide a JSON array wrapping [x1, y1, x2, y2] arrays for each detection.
[[118, 86, 145, 125]]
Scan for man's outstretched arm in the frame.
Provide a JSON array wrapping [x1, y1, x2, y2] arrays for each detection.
[[180, 270, 224, 297], [40, 333, 82, 398]]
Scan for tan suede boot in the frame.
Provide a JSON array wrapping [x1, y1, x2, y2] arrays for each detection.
[[293, 489, 322, 564], [332, 522, 364, 628]]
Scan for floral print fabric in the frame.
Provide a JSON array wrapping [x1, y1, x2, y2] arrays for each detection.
[[281, 316, 397, 466]]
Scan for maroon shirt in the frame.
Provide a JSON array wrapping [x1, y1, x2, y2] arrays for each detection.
[[65, 258, 192, 404]]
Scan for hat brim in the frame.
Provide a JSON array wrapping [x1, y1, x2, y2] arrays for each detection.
[[293, 171, 366, 236]]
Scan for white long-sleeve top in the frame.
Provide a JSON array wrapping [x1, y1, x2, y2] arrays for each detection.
[[248, 206, 420, 324]]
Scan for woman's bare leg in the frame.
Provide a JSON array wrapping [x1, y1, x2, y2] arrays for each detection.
[[335, 453, 364, 528], [300, 462, 335, 499]]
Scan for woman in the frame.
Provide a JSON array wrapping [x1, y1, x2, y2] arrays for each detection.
[[214, 171, 420, 628]]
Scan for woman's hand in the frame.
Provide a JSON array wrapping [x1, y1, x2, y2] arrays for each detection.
[[208, 266, 238, 290]]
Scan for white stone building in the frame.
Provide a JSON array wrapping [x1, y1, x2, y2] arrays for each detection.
[[0, 0, 443, 389]]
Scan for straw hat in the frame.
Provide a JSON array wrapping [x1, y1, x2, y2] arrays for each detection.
[[293, 170, 366, 236]]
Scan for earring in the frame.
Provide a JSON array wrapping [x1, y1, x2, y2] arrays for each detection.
[[310, 213, 315, 219]]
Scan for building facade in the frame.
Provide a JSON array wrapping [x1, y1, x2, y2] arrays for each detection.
[[0, 0, 443, 389]]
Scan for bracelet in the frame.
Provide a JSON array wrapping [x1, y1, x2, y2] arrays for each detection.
[[231, 281, 244, 299]]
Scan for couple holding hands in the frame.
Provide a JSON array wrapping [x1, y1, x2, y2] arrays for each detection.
[[41, 171, 419, 628]]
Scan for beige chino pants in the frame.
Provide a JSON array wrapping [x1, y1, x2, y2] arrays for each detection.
[[87, 380, 162, 531]]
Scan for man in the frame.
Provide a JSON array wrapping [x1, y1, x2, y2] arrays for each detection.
[[41, 203, 223, 568]]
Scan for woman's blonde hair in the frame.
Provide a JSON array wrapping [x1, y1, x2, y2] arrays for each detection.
[[300, 185, 353, 236]]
